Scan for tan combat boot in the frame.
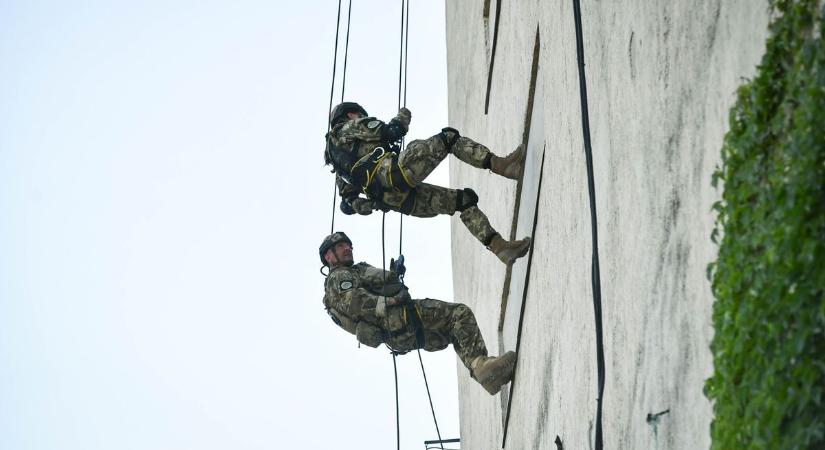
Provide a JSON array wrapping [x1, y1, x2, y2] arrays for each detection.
[[471, 351, 517, 395], [489, 144, 526, 180], [487, 235, 531, 264]]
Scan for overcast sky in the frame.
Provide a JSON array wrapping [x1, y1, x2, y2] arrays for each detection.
[[0, 1, 461, 449]]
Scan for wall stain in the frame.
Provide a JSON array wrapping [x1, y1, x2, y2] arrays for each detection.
[[628, 31, 637, 80], [531, 356, 553, 450], [706, 0, 722, 50]]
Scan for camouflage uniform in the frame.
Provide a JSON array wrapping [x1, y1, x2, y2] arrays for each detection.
[[326, 110, 499, 246], [323, 262, 488, 371]]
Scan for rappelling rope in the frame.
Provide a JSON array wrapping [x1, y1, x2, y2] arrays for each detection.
[[325, 1, 445, 447], [388, 0, 444, 450], [417, 346, 444, 449], [396, 0, 411, 256], [381, 213, 401, 450], [384, 1, 445, 449], [327, 0, 352, 234]]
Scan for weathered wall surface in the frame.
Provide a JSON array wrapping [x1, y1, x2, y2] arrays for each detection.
[[446, 1, 770, 449]]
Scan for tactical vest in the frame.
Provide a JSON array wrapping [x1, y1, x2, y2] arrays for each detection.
[[325, 134, 358, 184]]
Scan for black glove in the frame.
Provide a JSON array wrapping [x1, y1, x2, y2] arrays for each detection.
[[350, 198, 374, 215], [340, 199, 356, 215], [390, 255, 406, 278]]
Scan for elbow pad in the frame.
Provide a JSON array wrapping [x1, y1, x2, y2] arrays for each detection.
[[456, 188, 479, 211]]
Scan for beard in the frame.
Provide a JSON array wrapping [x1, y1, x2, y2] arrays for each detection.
[[335, 251, 354, 267]]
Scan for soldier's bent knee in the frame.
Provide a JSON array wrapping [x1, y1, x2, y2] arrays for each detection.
[[455, 188, 479, 212], [453, 303, 477, 322]]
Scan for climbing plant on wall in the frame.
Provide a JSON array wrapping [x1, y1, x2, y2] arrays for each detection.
[[706, 1, 824, 448]]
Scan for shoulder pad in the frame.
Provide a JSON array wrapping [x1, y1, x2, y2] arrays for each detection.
[[353, 262, 375, 273], [326, 266, 358, 292]]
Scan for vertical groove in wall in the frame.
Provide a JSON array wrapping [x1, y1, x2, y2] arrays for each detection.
[[501, 148, 547, 448], [571, 1, 606, 449], [498, 29, 542, 329], [484, 0, 502, 114]]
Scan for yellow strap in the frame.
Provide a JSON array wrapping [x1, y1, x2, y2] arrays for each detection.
[[361, 152, 392, 194], [401, 303, 423, 326], [396, 159, 415, 188]]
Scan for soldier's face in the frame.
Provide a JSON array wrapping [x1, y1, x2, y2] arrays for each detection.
[[325, 242, 353, 267], [346, 112, 363, 121]]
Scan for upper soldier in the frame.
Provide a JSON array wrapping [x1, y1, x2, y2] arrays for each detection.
[[319, 231, 517, 395], [325, 101, 530, 264]]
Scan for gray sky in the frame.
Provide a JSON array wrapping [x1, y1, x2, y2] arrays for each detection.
[[0, 1, 460, 449]]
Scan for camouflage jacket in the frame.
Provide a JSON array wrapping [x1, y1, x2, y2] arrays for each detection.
[[323, 262, 411, 347], [326, 110, 411, 202]]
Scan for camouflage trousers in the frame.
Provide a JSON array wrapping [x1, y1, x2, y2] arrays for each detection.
[[373, 134, 499, 245], [383, 298, 488, 371], [400, 134, 490, 183]]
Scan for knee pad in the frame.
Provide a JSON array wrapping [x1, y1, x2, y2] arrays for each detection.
[[456, 188, 479, 212], [438, 127, 461, 151]]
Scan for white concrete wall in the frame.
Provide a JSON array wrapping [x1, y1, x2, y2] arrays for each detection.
[[446, 1, 770, 449]]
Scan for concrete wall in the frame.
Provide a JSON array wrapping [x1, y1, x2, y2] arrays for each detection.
[[445, 1, 770, 449]]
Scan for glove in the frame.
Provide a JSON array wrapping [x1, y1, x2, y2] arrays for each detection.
[[340, 199, 356, 215], [350, 198, 374, 215], [397, 107, 411, 129], [390, 255, 406, 278]]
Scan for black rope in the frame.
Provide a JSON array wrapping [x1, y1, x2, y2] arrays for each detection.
[[396, 0, 409, 255], [397, 0, 405, 111], [381, 212, 400, 450], [392, 352, 400, 450], [326, 0, 343, 234], [340, 0, 352, 103], [327, 0, 343, 125], [572, 0, 605, 449], [327, 0, 353, 234], [392, 352, 401, 450], [324, 2, 444, 448], [381, 3, 447, 448], [329, 180, 338, 235], [402, 0, 410, 108], [417, 349, 444, 450]]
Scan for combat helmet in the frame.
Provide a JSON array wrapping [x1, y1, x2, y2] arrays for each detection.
[[319, 231, 353, 266], [329, 102, 368, 127]]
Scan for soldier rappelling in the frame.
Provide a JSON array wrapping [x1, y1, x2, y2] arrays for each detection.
[[319, 232, 517, 395], [325, 102, 531, 264]]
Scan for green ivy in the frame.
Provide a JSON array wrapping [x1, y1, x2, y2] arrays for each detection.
[[706, 1, 825, 448]]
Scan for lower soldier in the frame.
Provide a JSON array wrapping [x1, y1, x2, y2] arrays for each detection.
[[320, 232, 516, 395], [325, 102, 531, 264]]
